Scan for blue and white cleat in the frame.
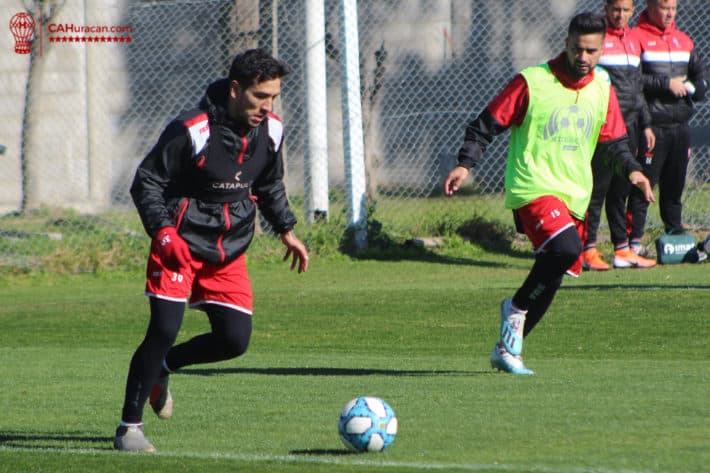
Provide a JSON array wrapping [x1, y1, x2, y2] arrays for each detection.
[[499, 297, 526, 356], [490, 343, 534, 375]]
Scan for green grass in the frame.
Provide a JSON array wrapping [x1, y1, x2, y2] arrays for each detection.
[[0, 250, 708, 472]]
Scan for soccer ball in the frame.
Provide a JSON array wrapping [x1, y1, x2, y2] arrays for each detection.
[[338, 396, 397, 452]]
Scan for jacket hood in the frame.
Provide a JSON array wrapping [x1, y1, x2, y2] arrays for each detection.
[[606, 24, 630, 38], [199, 79, 244, 130]]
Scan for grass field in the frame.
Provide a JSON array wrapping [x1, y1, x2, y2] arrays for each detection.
[[0, 248, 708, 472]]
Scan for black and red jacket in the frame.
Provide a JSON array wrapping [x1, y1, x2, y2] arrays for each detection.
[[130, 79, 297, 264], [597, 25, 652, 129], [633, 10, 707, 126]]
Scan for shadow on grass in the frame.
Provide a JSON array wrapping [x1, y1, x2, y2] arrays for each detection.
[[181, 367, 489, 377], [0, 431, 113, 450], [289, 449, 357, 456], [341, 215, 531, 266], [347, 243, 513, 268], [560, 283, 710, 290]]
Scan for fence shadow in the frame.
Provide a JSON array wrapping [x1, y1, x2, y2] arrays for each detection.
[[342, 217, 531, 267], [561, 283, 710, 291]]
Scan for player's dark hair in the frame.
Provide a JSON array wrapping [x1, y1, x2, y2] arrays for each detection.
[[568, 11, 607, 36], [228, 48, 290, 89]]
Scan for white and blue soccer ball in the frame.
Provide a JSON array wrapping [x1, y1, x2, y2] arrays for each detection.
[[338, 396, 397, 452]]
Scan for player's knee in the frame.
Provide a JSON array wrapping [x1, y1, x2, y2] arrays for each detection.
[[220, 331, 250, 358], [549, 227, 582, 267], [206, 304, 252, 359]]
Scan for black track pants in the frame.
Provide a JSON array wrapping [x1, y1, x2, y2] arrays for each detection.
[[628, 123, 690, 237], [586, 117, 639, 246], [120, 298, 251, 423]]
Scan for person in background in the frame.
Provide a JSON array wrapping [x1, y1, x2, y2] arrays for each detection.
[[114, 49, 309, 452], [582, 0, 657, 270], [627, 0, 707, 252], [444, 13, 654, 375]]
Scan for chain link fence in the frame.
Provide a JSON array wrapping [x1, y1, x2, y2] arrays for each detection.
[[1, 0, 708, 269]]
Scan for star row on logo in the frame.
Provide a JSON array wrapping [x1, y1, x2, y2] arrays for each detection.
[[48, 36, 132, 43]]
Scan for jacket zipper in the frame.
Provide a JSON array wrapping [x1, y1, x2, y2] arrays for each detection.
[[237, 134, 247, 164], [216, 203, 231, 263], [174, 198, 189, 229]]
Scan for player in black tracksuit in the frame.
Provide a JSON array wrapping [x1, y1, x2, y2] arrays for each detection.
[[114, 49, 309, 452], [627, 7, 707, 244], [583, 5, 657, 270]]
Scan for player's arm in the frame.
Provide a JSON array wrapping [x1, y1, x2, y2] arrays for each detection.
[[598, 88, 655, 203], [252, 125, 307, 273], [252, 132, 298, 235], [445, 75, 527, 195], [130, 120, 191, 237], [685, 48, 708, 102]]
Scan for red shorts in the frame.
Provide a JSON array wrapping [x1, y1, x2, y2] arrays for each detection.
[[145, 250, 253, 314], [513, 196, 586, 277]]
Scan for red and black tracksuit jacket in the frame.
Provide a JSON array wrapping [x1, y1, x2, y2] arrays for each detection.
[[598, 25, 652, 129], [130, 79, 297, 264], [633, 11, 707, 126]]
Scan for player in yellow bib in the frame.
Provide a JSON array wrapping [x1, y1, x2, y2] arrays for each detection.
[[444, 12, 654, 374]]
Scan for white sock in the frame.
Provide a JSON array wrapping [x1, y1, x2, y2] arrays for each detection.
[[120, 421, 142, 428]]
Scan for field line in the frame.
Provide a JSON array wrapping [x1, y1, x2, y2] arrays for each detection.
[[0, 446, 651, 473]]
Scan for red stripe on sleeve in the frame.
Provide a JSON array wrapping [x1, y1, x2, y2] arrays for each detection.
[[487, 74, 529, 128], [598, 85, 628, 143]]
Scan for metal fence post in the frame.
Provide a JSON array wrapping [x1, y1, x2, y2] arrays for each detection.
[[339, 0, 367, 248], [304, 0, 329, 222]]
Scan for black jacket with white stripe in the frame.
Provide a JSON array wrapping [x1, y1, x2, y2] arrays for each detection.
[[130, 79, 297, 264]]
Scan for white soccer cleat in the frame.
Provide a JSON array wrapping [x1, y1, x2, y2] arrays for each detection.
[[499, 297, 526, 356], [490, 343, 534, 375], [113, 424, 156, 452]]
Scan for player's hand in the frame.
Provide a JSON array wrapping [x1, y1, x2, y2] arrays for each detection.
[[629, 171, 655, 203], [444, 166, 470, 196], [643, 127, 656, 152], [669, 76, 688, 97], [280, 230, 309, 273], [154, 226, 191, 270]]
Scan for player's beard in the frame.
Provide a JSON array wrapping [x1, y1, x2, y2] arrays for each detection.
[[572, 60, 592, 79]]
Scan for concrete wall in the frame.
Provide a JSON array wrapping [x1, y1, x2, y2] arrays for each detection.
[[1, 0, 130, 214]]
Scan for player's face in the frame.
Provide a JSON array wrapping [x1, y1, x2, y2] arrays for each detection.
[[605, 0, 635, 30], [229, 77, 281, 128], [647, 0, 677, 30], [565, 32, 604, 79]]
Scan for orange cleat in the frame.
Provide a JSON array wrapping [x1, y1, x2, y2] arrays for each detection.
[[582, 248, 610, 271]]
